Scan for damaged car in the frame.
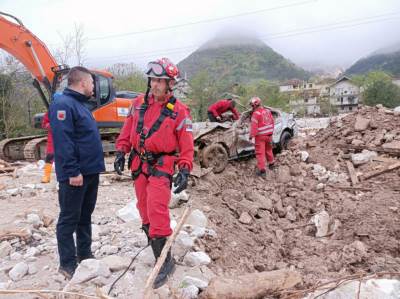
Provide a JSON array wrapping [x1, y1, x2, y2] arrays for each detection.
[[193, 107, 297, 173]]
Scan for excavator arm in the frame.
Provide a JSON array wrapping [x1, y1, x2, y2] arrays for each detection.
[[0, 11, 58, 93]]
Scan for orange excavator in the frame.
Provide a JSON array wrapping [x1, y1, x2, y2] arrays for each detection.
[[0, 11, 139, 161]]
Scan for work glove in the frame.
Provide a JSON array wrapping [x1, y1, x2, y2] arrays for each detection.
[[114, 151, 125, 175], [173, 167, 190, 194]]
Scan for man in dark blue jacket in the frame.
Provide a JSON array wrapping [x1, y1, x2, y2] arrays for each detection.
[[49, 66, 105, 279]]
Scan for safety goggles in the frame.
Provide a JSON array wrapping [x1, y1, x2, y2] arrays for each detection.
[[146, 62, 168, 77]]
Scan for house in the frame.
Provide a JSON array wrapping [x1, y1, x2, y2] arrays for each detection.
[[392, 77, 400, 87], [329, 76, 359, 113]]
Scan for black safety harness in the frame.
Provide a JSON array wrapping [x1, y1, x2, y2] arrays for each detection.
[[129, 95, 178, 181]]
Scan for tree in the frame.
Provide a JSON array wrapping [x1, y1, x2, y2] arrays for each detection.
[[355, 71, 400, 108], [108, 63, 147, 92]]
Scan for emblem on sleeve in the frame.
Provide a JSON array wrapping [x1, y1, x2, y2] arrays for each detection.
[[57, 110, 66, 121]]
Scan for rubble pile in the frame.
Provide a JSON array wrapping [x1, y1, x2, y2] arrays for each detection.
[[190, 105, 400, 296]]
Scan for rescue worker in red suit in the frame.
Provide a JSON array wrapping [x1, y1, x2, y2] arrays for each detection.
[[114, 58, 194, 289], [41, 112, 54, 183], [207, 98, 240, 122], [249, 97, 275, 177]]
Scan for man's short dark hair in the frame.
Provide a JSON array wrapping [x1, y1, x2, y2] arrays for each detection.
[[67, 66, 92, 86]]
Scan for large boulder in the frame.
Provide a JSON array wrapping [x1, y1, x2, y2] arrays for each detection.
[[70, 259, 110, 284], [354, 116, 370, 131]]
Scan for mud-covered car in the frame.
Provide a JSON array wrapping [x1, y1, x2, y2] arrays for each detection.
[[193, 107, 297, 173]]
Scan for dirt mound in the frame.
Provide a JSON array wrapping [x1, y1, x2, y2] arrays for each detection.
[[191, 105, 400, 294]]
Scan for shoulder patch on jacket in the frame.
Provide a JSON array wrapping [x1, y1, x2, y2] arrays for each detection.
[[57, 110, 66, 121]]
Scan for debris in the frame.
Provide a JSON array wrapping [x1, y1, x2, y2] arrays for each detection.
[[0, 228, 32, 242], [361, 162, 400, 180], [69, 259, 111, 284], [9, 262, 28, 281], [354, 116, 370, 131], [346, 161, 359, 185], [0, 241, 12, 258], [116, 201, 141, 223], [183, 251, 211, 267], [351, 150, 378, 166], [238, 212, 252, 224], [300, 151, 309, 162], [202, 269, 301, 299], [311, 210, 330, 237], [186, 209, 208, 228]]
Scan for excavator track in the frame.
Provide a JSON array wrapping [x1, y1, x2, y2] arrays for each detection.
[[0, 132, 120, 162], [0, 135, 46, 162], [23, 137, 48, 161]]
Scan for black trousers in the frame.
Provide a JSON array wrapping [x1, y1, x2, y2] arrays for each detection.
[[56, 174, 99, 268], [207, 111, 218, 122]]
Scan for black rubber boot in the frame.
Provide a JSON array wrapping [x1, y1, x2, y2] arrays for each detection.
[[150, 237, 175, 289], [256, 169, 266, 178], [141, 223, 151, 245]]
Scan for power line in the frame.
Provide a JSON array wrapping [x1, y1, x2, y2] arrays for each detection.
[[86, 12, 400, 64], [87, 0, 317, 41]]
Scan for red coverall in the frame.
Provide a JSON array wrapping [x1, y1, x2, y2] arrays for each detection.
[[42, 112, 54, 156], [208, 99, 240, 120], [116, 94, 194, 238], [250, 106, 275, 171]]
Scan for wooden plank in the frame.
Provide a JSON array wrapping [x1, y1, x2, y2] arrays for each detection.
[[346, 161, 359, 185], [372, 156, 399, 163], [361, 162, 400, 180], [339, 144, 400, 156]]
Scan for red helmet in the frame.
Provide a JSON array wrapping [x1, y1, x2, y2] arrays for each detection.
[[145, 57, 179, 80], [250, 96, 261, 108]]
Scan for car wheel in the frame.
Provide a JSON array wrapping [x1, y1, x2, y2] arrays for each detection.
[[201, 144, 229, 173], [279, 131, 292, 150]]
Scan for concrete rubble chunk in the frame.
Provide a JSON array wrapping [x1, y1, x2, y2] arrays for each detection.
[[99, 245, 118, 255], [179, 284, 199, 299], [354, 116, 370, 131], [9, 262, 28, 281], [182, 276, 209, 290], [116, 201, 141, 223], [0, 241, 12, 258], [300, 151, 309, 162], [186, 209, 208, 228], [238, 212, 252, 224], [184, 251, 211, 267], [351, 150, 378, 166], [382, 140, 400, 150], [101, 255, 130, 272], [311, 210, 330, 237], [70, 259, 110, 284], [26, 213, 42, 228]]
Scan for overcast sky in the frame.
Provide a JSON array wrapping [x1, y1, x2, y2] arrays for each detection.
[[2, 0, 400, 71]]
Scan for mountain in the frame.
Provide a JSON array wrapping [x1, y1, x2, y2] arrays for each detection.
[[346, 42, 400, 76], [177, 35, 311, 85]]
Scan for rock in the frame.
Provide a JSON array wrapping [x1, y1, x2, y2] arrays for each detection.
[[382, 140, 400, 150], [91, 276, 109, 286], [300, 151, 309, 162], [6, 188, 20, 196], [175, 232, 195, 259], [70, 259, 110, 284], [101, 255, 130, 272], [99, 245, 118, 255], [10, 252, 22, 260], [311, 210, 330, 237], [184, 225, 206, 239], [116, 201, 141, 223], [92, 224, 101, 241], [316, 183, 325, 191], [286, 206, 297, 222], [276, 166, 291, 183], [9, 262, 28, 281], [351, 150, 378, 166], [186, 209, 207, 228], [181, 276, 209, 290], [26, 213, 42, 228], [354, 116, 370, 131], [203, 269, 301, 299], [289, 165, 302, 176], [154, 284, 171, 298], [179, 285, 199, 299], [0, 241, 12, 258], [238, 212, 252, 224], [25, 247, 40, 258], [28, 263, 38, 275], [351, 139, 364, 146], [394, 106, 400, 116], [183, 252, 211, 267]]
